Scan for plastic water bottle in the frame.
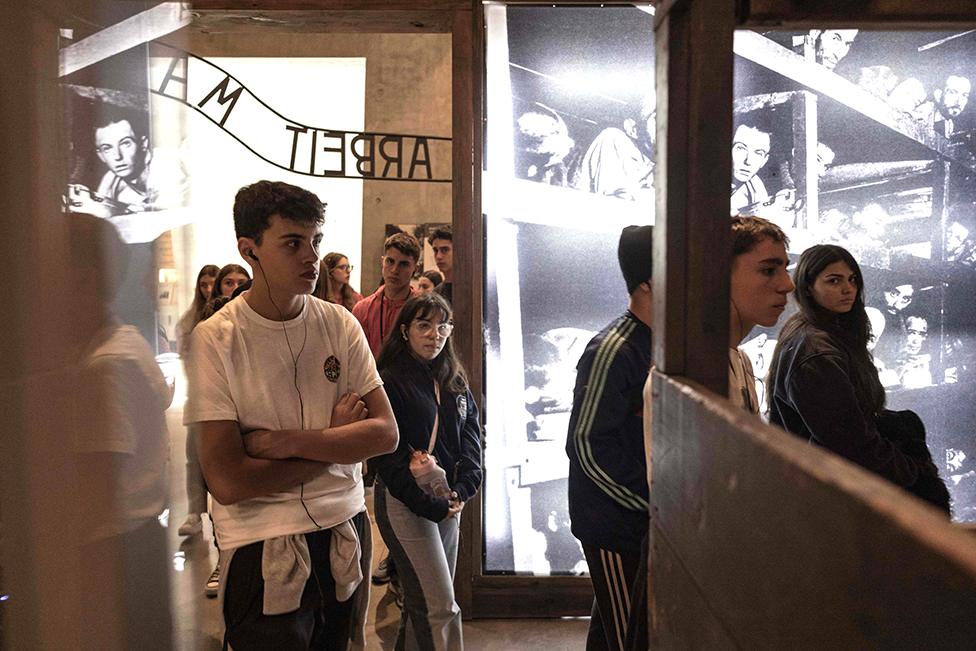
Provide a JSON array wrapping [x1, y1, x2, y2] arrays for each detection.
[[409, 451, 452, 499]]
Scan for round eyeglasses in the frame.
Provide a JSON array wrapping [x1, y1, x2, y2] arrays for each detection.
[[414, 321, 454, 338]]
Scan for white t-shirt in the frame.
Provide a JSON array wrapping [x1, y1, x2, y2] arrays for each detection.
[[729, 347, 759, 414], [183, 295, 383, 550], [77, 324, 171, 541]]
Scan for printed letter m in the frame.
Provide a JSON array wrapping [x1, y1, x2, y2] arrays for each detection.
[[198, 76, 244, 128]]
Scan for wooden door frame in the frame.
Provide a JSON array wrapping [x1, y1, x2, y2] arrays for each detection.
[[160, 0, 976, 622], [189, 0, 596, 618]]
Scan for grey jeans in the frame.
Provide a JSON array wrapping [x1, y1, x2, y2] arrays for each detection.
[[375, 483, 462, 651]]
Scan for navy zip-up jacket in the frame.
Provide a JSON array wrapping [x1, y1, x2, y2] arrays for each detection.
[[566, 312, 651, 552], [374, 354, 484, 522]]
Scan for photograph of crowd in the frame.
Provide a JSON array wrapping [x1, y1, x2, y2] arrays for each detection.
[[483, 5, 655, 575], [485, 16, 976, 580]]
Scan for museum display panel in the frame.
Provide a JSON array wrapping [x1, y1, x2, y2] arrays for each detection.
[[482, 3, 655, 575], [732, 28, 976, 522], [482, 16, 976, 585]]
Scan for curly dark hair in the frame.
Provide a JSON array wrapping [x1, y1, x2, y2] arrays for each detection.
[[427, 224, 453, 245], [376, 293, 468, 394], [202, 295, 233, 321], [233, 180, 325, 243]]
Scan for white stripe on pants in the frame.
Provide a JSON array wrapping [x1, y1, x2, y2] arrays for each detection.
[[581, 542, 643, 651], [376, 485, 463, 651]]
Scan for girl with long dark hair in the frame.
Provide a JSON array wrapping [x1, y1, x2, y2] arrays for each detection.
[[176, 264, 218, 538], [175, 263, 223, 595], [373, 293, 483, 651], [176, 264, 219, 357], [767, 244, 948, 511], [313, 251, 363, 311], [210, 263, 250, 300]]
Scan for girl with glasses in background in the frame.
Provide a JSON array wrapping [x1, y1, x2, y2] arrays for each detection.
[[314, 251, 363, 311]]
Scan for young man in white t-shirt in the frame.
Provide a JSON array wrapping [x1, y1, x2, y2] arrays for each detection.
[[184, 180, 398, 649]]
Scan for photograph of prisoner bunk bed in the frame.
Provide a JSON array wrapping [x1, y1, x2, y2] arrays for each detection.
[[651, 0, 976, 648], [732, 28, 976, 521]]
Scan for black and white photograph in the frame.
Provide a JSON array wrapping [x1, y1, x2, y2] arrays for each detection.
[[734, 29, 976, 522], [62, 45, 192, 246], [483, 5, 655, 576], [60, 40, 197, 354]]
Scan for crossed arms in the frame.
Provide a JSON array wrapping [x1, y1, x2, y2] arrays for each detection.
[[194, 387, 398, 505]]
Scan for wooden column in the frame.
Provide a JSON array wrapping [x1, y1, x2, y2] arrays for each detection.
[[1, 1, 90, 648], [791, 90, 819, 230], [652, 0, 735, 395], [451, 1, 483, 618]]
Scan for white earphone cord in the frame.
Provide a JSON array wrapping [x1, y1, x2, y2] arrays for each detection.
[[254, 256, 320, 529]]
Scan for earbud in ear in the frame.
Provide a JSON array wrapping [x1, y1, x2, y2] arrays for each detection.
[[247, 250, 259, 261]]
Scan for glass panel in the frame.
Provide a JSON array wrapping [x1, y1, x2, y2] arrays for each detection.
[[483, 4, 655, 575], [733, 29, 976, 522]]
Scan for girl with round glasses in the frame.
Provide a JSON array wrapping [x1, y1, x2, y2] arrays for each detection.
[[314, 251, 363, 311], [767, 244, 949, 513], [373, 293, 483, 650]]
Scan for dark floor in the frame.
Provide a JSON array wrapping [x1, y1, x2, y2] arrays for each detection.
[[164, 396, 589, 650]]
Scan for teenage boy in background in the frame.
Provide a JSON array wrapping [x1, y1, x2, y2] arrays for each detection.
[[429, 225, 454, 304], [728, 215, 795, 413], [353, 232, 421, 357]]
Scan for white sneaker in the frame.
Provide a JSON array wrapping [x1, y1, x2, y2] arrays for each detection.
[[205, 564, 220, 598], [178, 514, 202, 537]]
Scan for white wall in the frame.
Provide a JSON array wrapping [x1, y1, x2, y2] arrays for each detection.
[[152, 56, 366, 316]]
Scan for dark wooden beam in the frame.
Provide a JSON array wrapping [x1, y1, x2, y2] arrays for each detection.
[[740, 0, 976, 27], [191, 0, 472, 9], [653, 0, 733, 395], [651, 372, 976, 648], [470, 575, 593, 618], [451, 3, 482, 618]]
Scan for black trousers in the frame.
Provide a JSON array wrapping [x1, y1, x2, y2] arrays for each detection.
[[582, 540, 648, 651], [222, 511, 366, 651]]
